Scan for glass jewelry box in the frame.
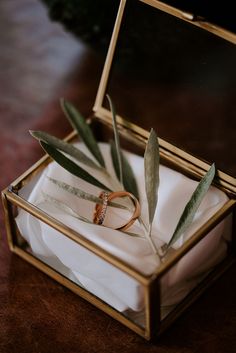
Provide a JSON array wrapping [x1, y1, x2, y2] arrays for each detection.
[[2, 0, 236, 340]]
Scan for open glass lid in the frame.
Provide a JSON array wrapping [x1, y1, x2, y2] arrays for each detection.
[[93, 0, 236, 178]]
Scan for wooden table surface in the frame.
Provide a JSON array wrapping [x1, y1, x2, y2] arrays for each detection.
[[0, 1, 236, 352]]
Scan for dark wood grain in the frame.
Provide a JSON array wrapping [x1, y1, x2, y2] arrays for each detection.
[[0, 1, 236, 352]]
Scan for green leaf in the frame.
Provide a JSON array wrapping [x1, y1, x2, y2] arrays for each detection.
[[110, 140, 139, 200], [107, 95, 123, 186], [42, 191, 92, 223], [30, 130, 102, 171], [48, 177, 127, 210], [41, 141, 111, 191], [167, 163, 216, 248], [144, 129, 160, 226], [61, 98, 105, 167]]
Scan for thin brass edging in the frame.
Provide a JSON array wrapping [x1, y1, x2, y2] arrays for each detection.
[[158, 255, 236, 335], [93, 0, 127, 111], [12, 246, 146, 338], [153, 199, 236, 279], [93, 0, 236, 195], [144, 277, 161, 340], [94, 109, 236, 195], [5, 190, 151, 286], [141, 0, 236, 44], [10, 131, 77, 191], [1, 189, 15, 250], [10, 155, 49, 191], [94, 110, 236, 195], [94, 0, 236, 118]]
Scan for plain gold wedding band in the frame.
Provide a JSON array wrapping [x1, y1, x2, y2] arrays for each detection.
[[93, 191, 140, 231]]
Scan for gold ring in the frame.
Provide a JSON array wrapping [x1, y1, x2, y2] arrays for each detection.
[[93, 191, 109, 225], [93, 191, 141, 231]]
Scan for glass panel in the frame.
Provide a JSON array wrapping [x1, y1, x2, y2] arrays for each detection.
[[159, 213, 233, 320], [102, 0, 236, 176], [9, 111, 235, 334], [13, 207, 146, 328]]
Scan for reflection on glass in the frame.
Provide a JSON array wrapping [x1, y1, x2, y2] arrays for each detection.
[[103, 0, 236, 175], [14, 204, 146, 329], [159, 213, 233, 319]]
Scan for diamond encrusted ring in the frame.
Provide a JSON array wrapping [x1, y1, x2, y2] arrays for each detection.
[[93, 191, 141, 231], [93, 191, 109, 225]]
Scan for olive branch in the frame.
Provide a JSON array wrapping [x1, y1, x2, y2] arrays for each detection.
[[30, 97, 215, 258]]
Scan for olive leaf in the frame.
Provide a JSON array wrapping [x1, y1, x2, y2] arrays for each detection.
[[61, 98, 105, 167], [40, 141, 111, 191], [110, 140, 139, 199], [42, 191, 92, 223], [144, 129, 160, 227], [167, 163, 216, 249], [48, 177, 126, 210], [107, 95, 123, 187], [30, 130, 102, 171]]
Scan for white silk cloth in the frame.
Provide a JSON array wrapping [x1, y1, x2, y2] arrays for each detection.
[[16, 143, 231, 312]]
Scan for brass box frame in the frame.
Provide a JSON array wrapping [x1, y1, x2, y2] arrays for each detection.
[[2, 0, 236, 341]]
